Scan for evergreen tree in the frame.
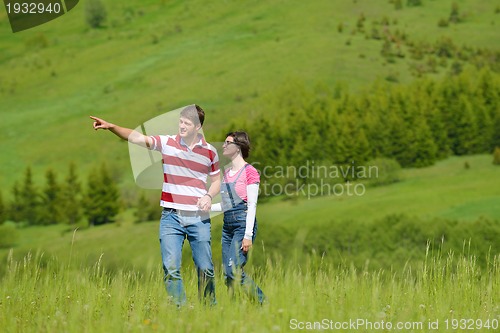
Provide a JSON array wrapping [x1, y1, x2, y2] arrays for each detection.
[[477, 69, 498, 107], [334, 112, 353, 164], [451, 96, 479, 155], [307, 97, 334, 160], [134, 192, 158, 223], [322, 107, 341, 160], [351, 128, 371, 167], [60, 163, 83, 225], [83, 163, 121, 226], [363, 87, 391, 158], [492, 112, 500, 150], [9, 182, 23, 223], [476, 69, 499, 151], [418, 79, 447, 159], [20, 167, 40, 225], [408, 117, 438, 167], [0, 191, 5, 225], [425, 108, 450, 158], [38, 169, 62, 225], [384, 97, 413, 166], [475, 105, 494, 153]]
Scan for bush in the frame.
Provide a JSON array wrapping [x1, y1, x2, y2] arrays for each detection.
[[24, 33, 49, 50], [493, 147, 500, 165], [364, 158, 401, 186], [85, 0, 107, 29], [407, 0, 422, 7], [449, 2, 461, 24], [437, 18, 449, 27], [0, 222, 19, 248]]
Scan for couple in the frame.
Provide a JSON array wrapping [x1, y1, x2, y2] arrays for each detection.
[[90, 105, 265, 306]]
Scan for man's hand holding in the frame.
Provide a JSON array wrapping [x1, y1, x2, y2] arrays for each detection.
[[197, 194, 212, 212]]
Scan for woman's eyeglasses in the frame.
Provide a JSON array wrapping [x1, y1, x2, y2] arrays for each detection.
[[223, 141, 238, 146]]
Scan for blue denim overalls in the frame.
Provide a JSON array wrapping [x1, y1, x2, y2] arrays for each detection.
[[220, 164, 265, 303]]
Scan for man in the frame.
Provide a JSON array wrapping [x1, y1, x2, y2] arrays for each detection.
[[90, 105, 220, 306]]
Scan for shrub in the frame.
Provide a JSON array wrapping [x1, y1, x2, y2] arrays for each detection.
[[493, 147, 500, 165], [438, 18, 449, 27], [407, 0, 422, 7], [0, 222, 19, 248], [24, 33, 49, 50], [449, 2, 461, 24], [85, 0, 107, 29], [364, 158, 401, 186]]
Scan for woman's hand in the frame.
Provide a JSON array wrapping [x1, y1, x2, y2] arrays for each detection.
[[241, 238, 252, 253]]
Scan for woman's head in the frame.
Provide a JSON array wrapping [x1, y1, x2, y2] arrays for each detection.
[[223, 131, 251, 159]]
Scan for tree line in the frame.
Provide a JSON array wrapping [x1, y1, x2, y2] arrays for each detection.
[[0, 163, 139, 227], [226, 68, 499, 190]]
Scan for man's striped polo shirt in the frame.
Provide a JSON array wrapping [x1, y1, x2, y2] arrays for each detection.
[[149, 134, 220, 211]]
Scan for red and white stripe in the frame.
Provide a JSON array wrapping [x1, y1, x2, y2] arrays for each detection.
[[149, 134, 219, 210]]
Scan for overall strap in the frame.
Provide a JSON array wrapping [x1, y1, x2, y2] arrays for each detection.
[[223, 163, 249, 183], [223, 164, 249, 208], [232, 163, 249, 183]]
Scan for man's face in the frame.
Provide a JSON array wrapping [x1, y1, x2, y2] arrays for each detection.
[[178, 116, 200, 138]]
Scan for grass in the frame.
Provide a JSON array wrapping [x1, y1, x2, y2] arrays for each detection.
[[0, 248, 498, 332]]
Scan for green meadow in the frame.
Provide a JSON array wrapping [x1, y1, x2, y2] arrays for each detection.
[[0, 248, 498, 332], [1, 0, 499, 331]]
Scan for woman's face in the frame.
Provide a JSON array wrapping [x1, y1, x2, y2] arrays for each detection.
[[222, 136, 239, 157]]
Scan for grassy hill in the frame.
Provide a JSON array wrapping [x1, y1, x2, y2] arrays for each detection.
[[0, 0, 499, 190]]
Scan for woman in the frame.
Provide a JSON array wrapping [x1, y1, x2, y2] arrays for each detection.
[[211, 131, 266, 304]]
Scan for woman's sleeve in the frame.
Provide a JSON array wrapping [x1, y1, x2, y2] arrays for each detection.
[[244, 183, 259, 240], [211, 203, 222, 212]]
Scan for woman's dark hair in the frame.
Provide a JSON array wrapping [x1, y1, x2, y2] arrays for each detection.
[[226, 131, 251, 159]]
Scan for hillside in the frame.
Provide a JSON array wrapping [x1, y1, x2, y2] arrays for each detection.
[[0, 0, 499, 190]]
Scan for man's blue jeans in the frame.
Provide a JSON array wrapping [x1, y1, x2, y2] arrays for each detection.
[[159, 208, 216, 306], [221, 210, 265, 304]]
